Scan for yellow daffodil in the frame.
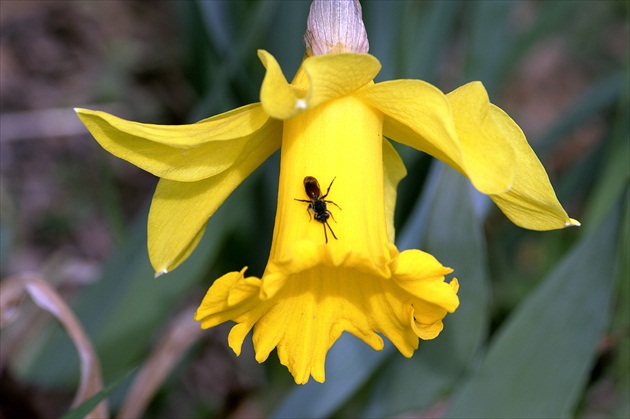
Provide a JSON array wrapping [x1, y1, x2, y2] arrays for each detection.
[[76, 0, 578, 384]]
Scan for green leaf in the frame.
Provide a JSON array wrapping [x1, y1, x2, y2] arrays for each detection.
[[446, 191, 625, 418], [581, 71, 630, 230], [609, 190, 630, 418], [61, 367, 136, 419], [397, 0, 460, 82], [362, 1, 405, 82], [189, 0, 280, 119], [466, 0, 517, 93], [536, 73, 623, 158]]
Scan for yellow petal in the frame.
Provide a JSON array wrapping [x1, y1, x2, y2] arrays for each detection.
[[257, 50, 303, 120], [488, 105, 580, 229], [300, 52, 381, 107], [196, 253, 458, 384], [148, 119, 282, 273], [356, 79, 458, 162], [194, 267, 268, 357], [258, 50, 380, 119], [407, 302, 444, 340], [382, 139, 407, 242], [393, 249, 459, 312], [194, 268, 260, 329], [75, 104, 269, 182], [445, 82, 516, 194], [253, 266, 390, 384], [358, 80, 515, 195]]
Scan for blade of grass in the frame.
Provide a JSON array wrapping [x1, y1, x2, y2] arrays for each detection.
[[62, 368, 136, 419]]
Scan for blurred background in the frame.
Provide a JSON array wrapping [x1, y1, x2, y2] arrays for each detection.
[[0, 1, 627, 418]]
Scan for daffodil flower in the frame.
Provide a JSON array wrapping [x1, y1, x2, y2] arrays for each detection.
[[76, 0, 578, 384]]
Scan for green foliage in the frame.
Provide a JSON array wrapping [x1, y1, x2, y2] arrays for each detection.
[[61, 368, 136, 419], [446, 192, 625, 418]]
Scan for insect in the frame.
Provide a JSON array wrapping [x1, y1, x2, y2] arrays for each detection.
[[294, 176, 341, 243]]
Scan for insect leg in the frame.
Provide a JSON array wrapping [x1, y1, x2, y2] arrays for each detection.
[[322, 222, 328, 243], [325, 200, 342, 210], [320, 177, 336, 199], [325, 221, 338, 240], [327, 209, 337, 223], [294, 198, 314, 220]]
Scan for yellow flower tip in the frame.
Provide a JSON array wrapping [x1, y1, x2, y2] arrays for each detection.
[[566, 218, 581, 227], [303, 0, 369, 56], [450, 277, 460, 295], [74, 107, 97, 117], [258, 49, 306, 119], [74, 108, 94, 120], [154, 269, 168, 278], [228, 324, 251, 357], [74, 107, 97, 116]]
